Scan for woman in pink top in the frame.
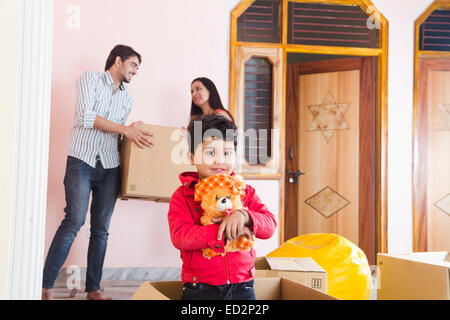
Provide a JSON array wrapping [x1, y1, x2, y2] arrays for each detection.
[[190, 77, 234, 122]]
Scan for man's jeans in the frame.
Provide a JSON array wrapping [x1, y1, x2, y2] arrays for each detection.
[[42, 156, 121, 292], [181, 280, 256, 300]]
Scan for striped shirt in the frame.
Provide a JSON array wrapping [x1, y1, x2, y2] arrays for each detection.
[[68, 70, 133, 169]]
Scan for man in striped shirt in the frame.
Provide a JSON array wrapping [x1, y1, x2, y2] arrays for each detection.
[[42, 45, 152, 300]]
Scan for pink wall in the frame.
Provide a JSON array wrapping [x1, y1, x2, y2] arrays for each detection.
[[46, 0, 279, 269]]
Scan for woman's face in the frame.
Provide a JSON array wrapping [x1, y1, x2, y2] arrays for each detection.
[[191, 80, 210, 109]]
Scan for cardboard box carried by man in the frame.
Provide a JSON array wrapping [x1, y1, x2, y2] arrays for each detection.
[[120, 124, 195, 202]]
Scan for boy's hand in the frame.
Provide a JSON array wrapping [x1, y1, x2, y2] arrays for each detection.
[[239, 227, 255, 242], [213, 210, 253, 241]]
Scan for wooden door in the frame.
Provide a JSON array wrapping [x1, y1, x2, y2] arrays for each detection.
[[414, 57, 450, 252], [285, 57, 376, 265]]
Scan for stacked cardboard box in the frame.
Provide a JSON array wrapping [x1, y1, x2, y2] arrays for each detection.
[[254, 256, 327, 295], [377, 251, 450, 300]]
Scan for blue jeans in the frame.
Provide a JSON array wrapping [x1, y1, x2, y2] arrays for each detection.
[[42, 156, 121, 292], [181, 280, 255, 300]]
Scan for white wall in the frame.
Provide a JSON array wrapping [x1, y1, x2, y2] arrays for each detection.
[[246, 180, 280, 255], [372, 0, 432, 253]]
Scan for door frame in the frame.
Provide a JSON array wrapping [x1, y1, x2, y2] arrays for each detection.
[[413, 57, 450, 251], [285, 57, 377, 265], [229, 0, 389, 255], [413, 0, 450, 252]]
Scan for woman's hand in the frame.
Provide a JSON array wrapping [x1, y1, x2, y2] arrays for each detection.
[[213, 210, 253, 241]]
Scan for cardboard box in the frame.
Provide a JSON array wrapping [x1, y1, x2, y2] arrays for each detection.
[[377, 251, 450, 300], [254, 257, 327, 295], [120, 124, 195, 202], [131, 277, 336, 300]]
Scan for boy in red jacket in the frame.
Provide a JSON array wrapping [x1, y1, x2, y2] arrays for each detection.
[[168, 114, 277, 300]]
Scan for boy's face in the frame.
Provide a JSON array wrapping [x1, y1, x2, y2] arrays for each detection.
[[191, 138, 236, 180]]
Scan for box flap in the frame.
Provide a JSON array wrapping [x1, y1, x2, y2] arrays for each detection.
[[266, 257, 325, 273], [132, 282, 171, 300], [254, 256, 271, 270], [151, 281, 184, 300], [132, 278, 336, 300], [383, 252, 450, 269], [281, 278, 336, 300], [447, 268, 450, 299]]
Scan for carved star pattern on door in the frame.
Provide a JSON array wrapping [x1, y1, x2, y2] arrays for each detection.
[[307, 92, 351, 142], [434, 193, 450, 216], [436, 103, 450, 131]]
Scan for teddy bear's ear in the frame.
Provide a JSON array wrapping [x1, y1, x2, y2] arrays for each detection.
[[194, 188, 205, 202], [231, 174, 246, 190]]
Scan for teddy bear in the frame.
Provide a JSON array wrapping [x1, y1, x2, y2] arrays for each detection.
[[194, 173, 255, 259]]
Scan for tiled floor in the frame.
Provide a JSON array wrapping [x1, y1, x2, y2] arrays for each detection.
[[52, 280, 141, 300]]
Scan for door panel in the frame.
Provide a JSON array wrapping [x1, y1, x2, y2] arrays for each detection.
[[285, 57, 376, 265], [298, 70, 360, 244], [425, 70, 450, 251], [414, 58, 450, 252]]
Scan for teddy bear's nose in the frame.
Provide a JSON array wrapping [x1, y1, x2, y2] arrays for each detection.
[[221, 198, 227, 204]]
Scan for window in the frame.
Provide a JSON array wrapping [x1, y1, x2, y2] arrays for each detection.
[[237, 0, 281, 43], [230, 0, 387, 180], [419, 9, 450, 51], [233, 46, 282, 175], [287, 2, 379, 48], [244, 57, 273, 165]]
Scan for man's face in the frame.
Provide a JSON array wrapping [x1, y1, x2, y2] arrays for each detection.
[[117, 55, 140, 83], [191, 138, 236, 180]]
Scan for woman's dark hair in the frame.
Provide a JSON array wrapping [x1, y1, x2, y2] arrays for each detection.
[[187, 114, 238, 155], [190, 77, 234, 122], [104, 44, 142, 71]]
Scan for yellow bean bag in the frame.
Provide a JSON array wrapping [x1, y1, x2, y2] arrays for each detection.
[[267, 233, 372, 300]]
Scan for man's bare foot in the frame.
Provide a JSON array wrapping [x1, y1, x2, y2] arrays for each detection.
[[86, 290, 113, 300], [42, 288, 53, 300]]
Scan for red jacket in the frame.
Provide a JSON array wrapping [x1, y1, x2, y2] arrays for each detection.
[[168, 172, 277, 286]]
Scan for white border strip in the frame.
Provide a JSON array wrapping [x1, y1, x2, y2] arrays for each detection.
[[6, 0, 53, 300]]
